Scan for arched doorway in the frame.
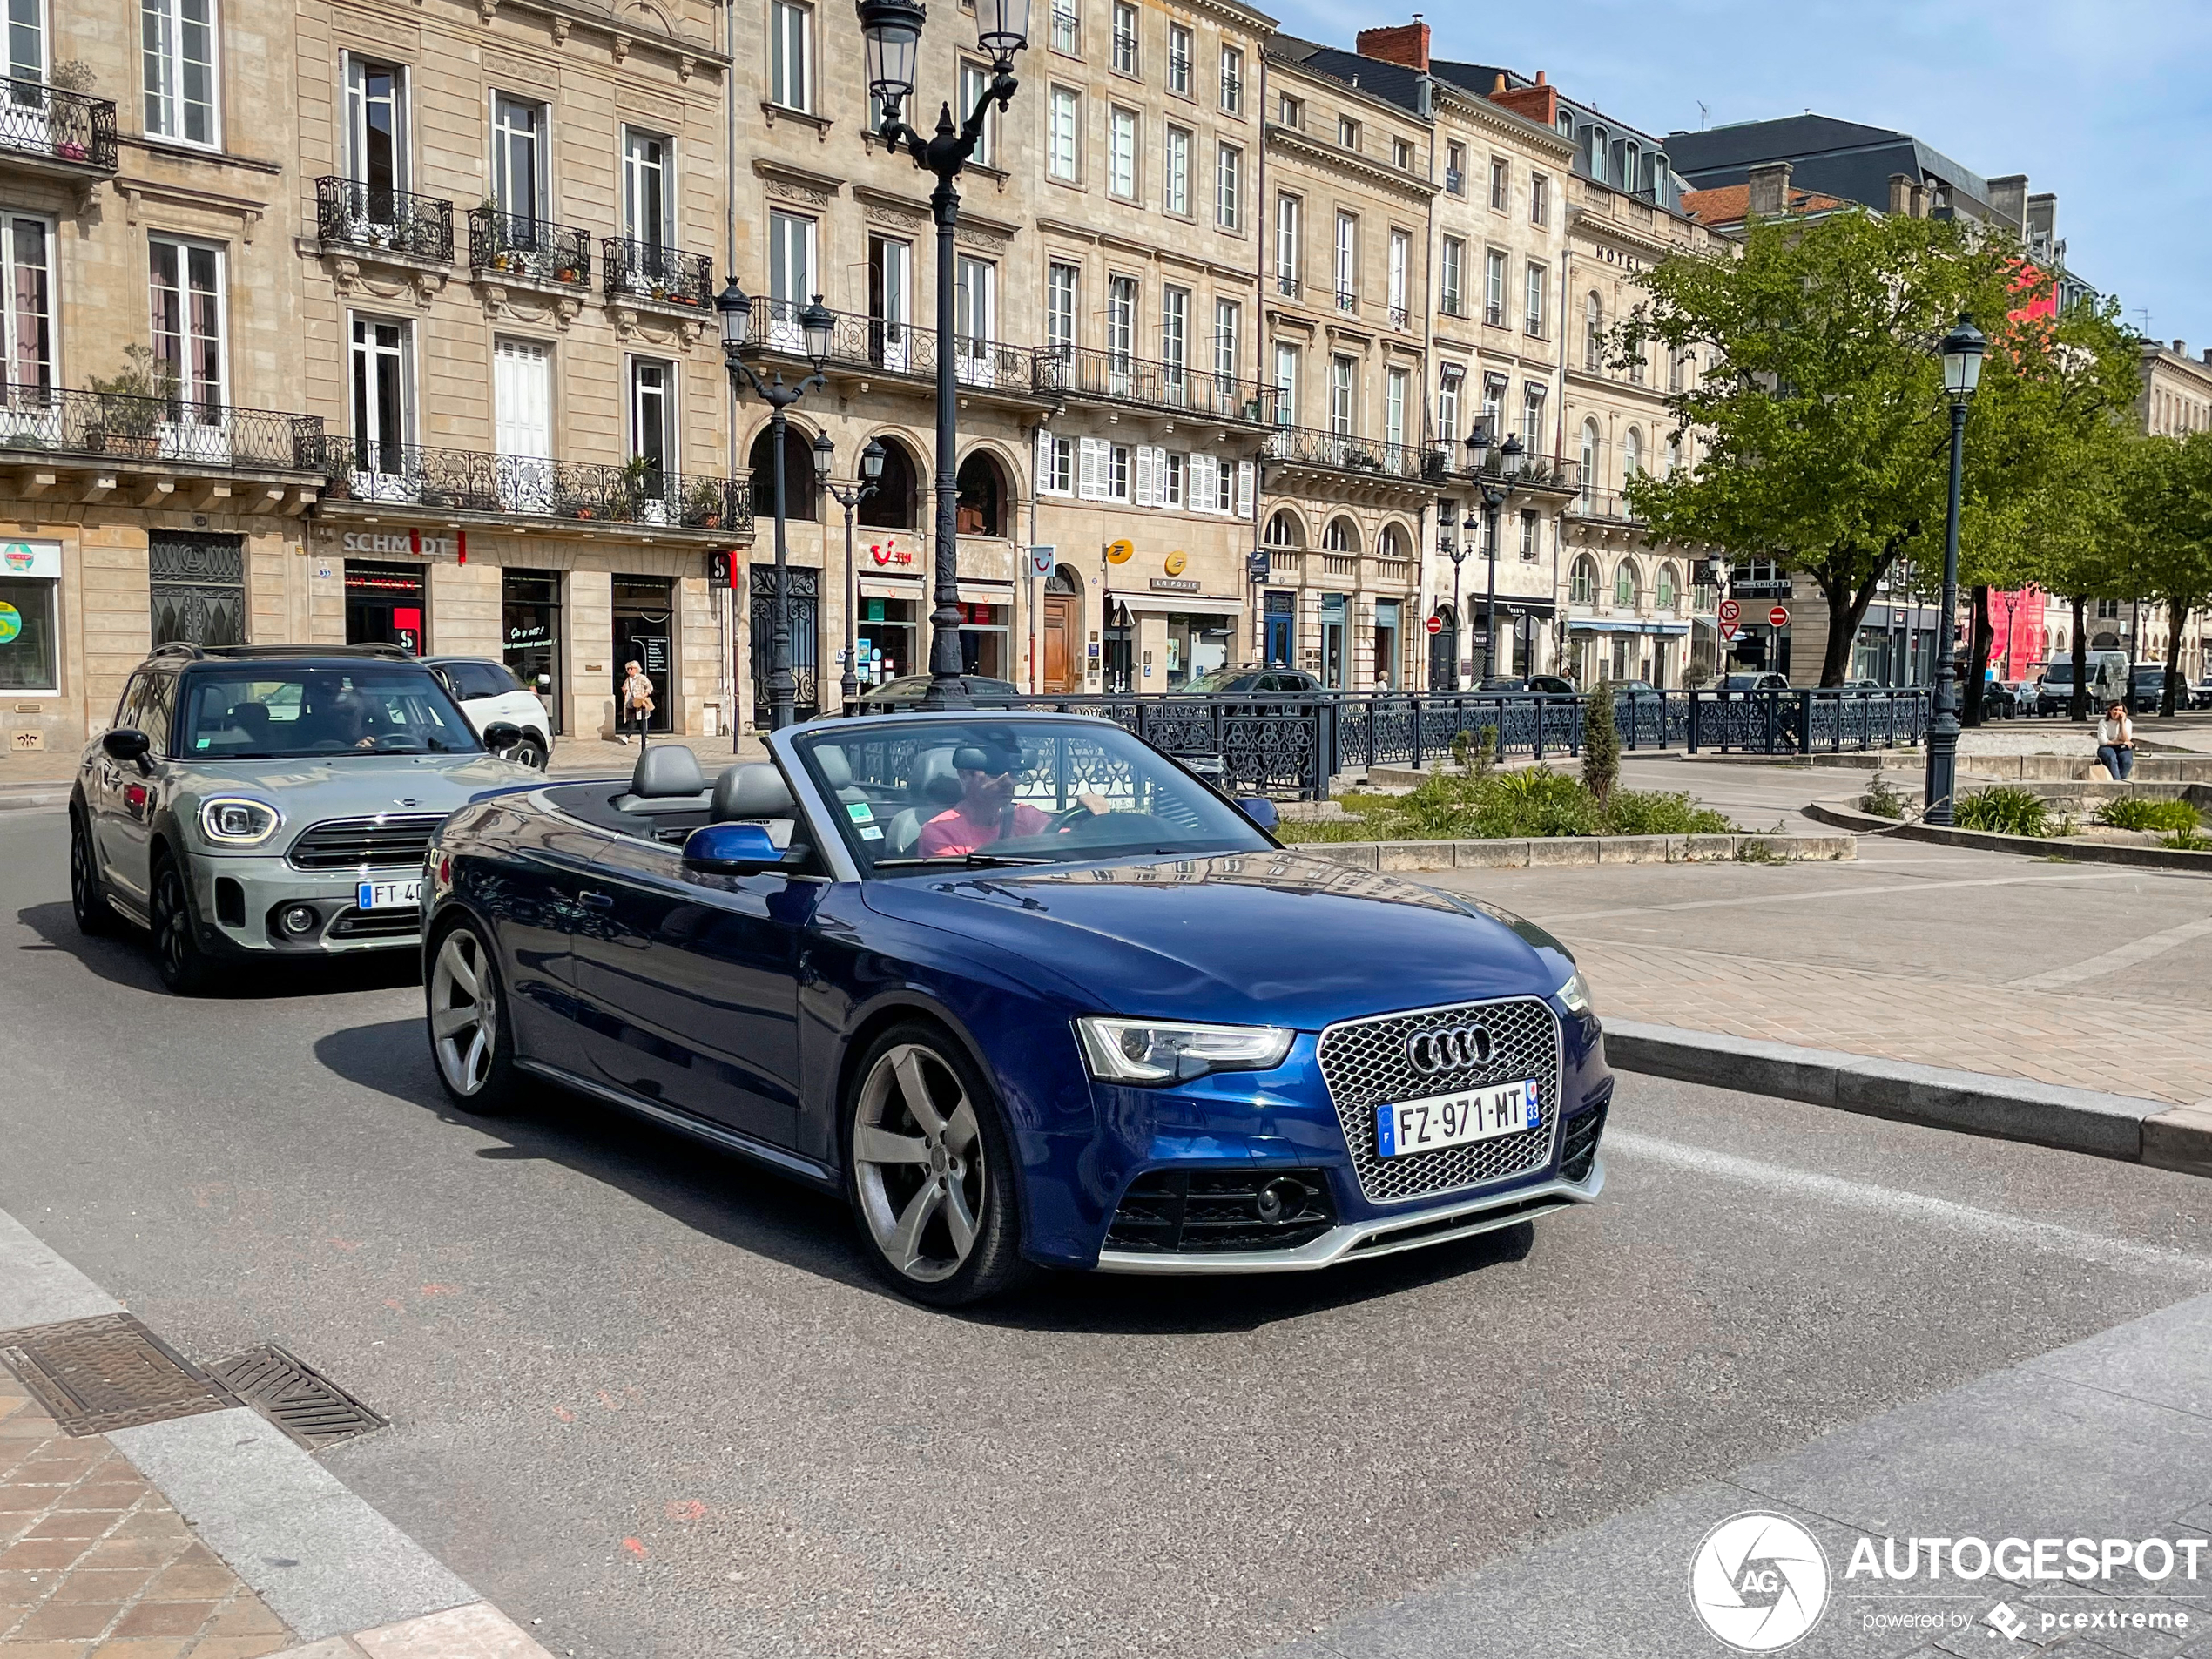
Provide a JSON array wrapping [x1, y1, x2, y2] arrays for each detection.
[[858, 436, 922, 529], [1042, 563, 1082, 692], [1430, 604, 1460, 691], [955, 450, 1009, 536], [748, 422, 821, 523]]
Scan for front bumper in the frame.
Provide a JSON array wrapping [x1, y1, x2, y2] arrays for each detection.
[[188, 853, 425, 956]]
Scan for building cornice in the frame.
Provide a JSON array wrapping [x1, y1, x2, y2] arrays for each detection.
[[1177, 0, 1278, 42], [1431, 85, 1575, 163], [1264, 124, 1437, 206]]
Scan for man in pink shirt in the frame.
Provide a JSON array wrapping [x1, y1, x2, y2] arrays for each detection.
[[916, 740, 1107, 858]]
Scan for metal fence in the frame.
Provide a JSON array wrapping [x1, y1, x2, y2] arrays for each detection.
[[329, 439, 753, 532], [0, 77, 117, 172], [315, 177, 455, 262], [0, 383, 327, 473]]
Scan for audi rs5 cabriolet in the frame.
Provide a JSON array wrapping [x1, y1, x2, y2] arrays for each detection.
[[421, 712, 1611, 1305]]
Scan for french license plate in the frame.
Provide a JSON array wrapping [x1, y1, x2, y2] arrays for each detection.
[[1375, 1079, 1539, 1157], [356, 879, 422, 911]]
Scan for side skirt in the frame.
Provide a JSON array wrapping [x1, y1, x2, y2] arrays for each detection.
[[514, 1058, 842, 1194]]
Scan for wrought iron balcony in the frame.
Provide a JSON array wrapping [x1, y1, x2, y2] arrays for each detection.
[[467, 209, 590, 288], [1465, 449, 1581, 496], [315, 177, 454, 263], [1275, 273, 1300, 299], [0, 383, 325, 473], [1569, 487, 1643, 522], [1389, 304, 1410, 330], [745, 298, 1035, 395], [1031, 345, 1276, 424], [0, 77, 117, 172], [1262, 424, 1446, 484], [603, 238, 712, 309], [328, 438, 752, 534]]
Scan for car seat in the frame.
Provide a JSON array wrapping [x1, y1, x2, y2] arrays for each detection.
[[708, 763, 797, 848], [883, 748, 962, 858], [612, 744, 710, 815]]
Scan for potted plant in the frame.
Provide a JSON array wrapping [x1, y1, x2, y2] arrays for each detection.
[[685, 477, 725, 529], [86, 346, 173, 458]]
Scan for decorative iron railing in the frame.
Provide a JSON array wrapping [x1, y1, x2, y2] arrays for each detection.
[[315, 177, 454, 262], [1262, 424, 1447, 484], [0, 77, 117, 172], [602, 238, 713, 308], [1031, 345, 1275, 423], [0, 383, 326, 472], [745, 298, 1035, 395], [329, 438, 752, 533], [1462, 449, 1581, 495], [467, 209, 590, 288]]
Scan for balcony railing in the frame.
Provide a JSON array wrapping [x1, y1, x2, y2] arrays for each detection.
[[1263, 424, 1446, 484], [315, 177, 454, 262], [1463, 450, 1581, 495], [1335, 288, 1357, 314], [1570, 487, 1642, 522], [468, 208, 590, 289], [1032, 345, 1275, 423], [330, 439, 752, 533], [603, 238, 713, 309], [1389, 304, 1410, 330], [1275, 273, 1300, 299], [746, 298, 1034, 395], [0, 77, 117, 172], [0, 383, 326, 472]]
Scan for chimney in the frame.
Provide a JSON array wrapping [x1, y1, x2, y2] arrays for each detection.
[[1986, 172, 2027, 232], [1888, 172, 1914, 217], [1356, 17, 1430, 72], [2175, 340, 2188, 357], [2027, 192, 2057, 241], [1746, 161, 1792, 219], [1487, 71, 1558, 129]]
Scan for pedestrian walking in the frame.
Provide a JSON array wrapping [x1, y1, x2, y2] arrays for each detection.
[[2096, 699, 2134, 780], [618, 659, 654, 745]]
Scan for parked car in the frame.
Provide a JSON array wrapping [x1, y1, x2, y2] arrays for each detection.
[[71, 644, 539, 994], [862, 674, 1022, 709], [1474, 675, 1576, 696], [424, 656, 554, 767], [421, 712, 1611, 1305], [2130, 664, 2171, 714], [2035, 662, 2077, 716], [1180, 666, 1327, 695], [1721, 672, 1791, 693], [2192, 678, 2212, 711]]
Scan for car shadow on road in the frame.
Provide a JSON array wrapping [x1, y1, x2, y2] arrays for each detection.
[[17, 901, 421, 999], [314, 1013, 1546, 1335]]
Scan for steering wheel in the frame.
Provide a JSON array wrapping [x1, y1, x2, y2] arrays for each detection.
[[1046, 801, 1098, 833]]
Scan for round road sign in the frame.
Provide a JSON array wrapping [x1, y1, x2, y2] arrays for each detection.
[[1768, 604, 1791, 629], [1425, 614, 1444, 636], [1717, 598, 1741, 624]]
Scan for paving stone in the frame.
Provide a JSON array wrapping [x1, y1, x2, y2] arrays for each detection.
[[110, 1598, 221, 1637], [46, 1565, 155, 1603], [184, 1638, 298, 1659], [12, 1594, 125, 1637]]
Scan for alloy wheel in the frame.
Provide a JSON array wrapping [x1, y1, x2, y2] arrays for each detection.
[[153, 865, 192, 981], [430, 927, 498, 1096], [70, 819, 111, 933], [852, 1042, 988, 1285]]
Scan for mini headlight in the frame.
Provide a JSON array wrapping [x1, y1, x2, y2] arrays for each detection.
[[1557, 970, 1595, 1016], [199, 797, 281, 846], [1075, 1017, 1293, 1085]]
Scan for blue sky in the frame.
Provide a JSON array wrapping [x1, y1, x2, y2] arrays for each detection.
[[1265, 0, 2212, 347]]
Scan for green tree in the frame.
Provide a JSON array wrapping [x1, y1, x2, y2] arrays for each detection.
[[1581, 678, 1619, 806], [2116, 431, 2212, 716]]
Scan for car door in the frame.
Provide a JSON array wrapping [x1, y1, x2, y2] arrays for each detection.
[[109, 671, 179, 907], [569, 831, 822, 1149], [86, 672, 150, 892], [478, 804, 619, 1076]]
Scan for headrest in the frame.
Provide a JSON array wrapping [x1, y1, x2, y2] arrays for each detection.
[[631, 744, 705, 799], [814, 745, 853, 789], [951, 740, 1024, 776], [911, 747, 964, 807], [711, 762, 796, 823]]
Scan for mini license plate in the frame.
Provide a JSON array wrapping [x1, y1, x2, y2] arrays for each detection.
[[1374, 1079, 1539, 1158], [356, 879, 422, 911]]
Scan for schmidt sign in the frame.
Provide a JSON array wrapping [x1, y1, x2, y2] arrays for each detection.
[[338, 529, 462, 558]]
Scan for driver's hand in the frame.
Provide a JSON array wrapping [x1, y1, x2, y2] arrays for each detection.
[[355, 736, 377, 749], [1076, 791, 1112, 817]]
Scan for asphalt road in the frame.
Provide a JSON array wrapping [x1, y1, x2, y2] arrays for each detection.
[[3, 803, 2210, 1659]]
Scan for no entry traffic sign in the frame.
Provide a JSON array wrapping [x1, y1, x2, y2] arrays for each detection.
[[1768, 604, 1791, 629], [1716, 598, 1741, 625], [1425, 614, 1444, 635]]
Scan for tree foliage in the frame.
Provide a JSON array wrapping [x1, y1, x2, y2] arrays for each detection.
[[2116, 431, 2212, 713]]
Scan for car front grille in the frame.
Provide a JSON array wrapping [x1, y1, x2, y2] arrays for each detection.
[[1561, 1096, 1608, 1182], [286, 814, 444, 872], [326, 906, 421, 941], [1104, 1168, 1336, 1253], [1317, 996, 1562, 1205]]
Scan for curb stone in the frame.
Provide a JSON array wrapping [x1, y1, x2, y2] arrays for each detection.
[[1304, 832, 1853, 873], [1807, 798, 2212, 873], [1603, 1019, 2212, 1174]]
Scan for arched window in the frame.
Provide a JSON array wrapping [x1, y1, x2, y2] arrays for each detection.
[[1656, 563, 1679, 608], [1377, 523, 1409, 561], [1577, 417, 1600, 509], [1570, 556, 1598, 606], [955, 450, 1008, 536], [1588, 125, 1608, 183], [1614, 562, 1635, 608], [1583, 291, 1603, 372], [748, 422, 821, 523], [1323, 516, 1359, 553], [1623, 427, 1642, 477], [1665, 435, 1682, 475], [856, 436, 923, 529], [1623, 141, 1642, 194], [1264, 509, 1305, 547]]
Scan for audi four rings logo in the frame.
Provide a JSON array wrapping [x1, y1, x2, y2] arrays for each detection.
[[1406, 1025, 1493, 1073]]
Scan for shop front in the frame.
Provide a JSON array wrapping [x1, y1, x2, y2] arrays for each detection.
[[958, 587, 1013, 681], [615, 574, 678, 734], [0, 540, 62, 703], [1118, 587, 1244, 691], [857, 577, 923, 688], [344, 559, 428, 653], [502, 569, 563, 732]]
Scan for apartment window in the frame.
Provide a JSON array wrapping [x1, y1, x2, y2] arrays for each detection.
[[6, 0, 41, 84], [1518, 509, 1539, 561], [1623, 426, 1642, 475], [1110, 0, 1136, 73], [1623, 141, 1642, 194], [1218, 44, 1243, 114], [1214, 454, 1236, 512], [629, 358, 674, 478], [1329, 355, 1354, 436], [1484, 247, 1507, 327], [1108, 105, 1136, 198], [1273, 341, 1298, 426], [1045, 261, 1077, 353], [1164, 124, 1190, 214], [2095, 598, 2120, 620], [1332, 212, 1355, 309], [149, 236, 224, 413], [1278, 92, 1303, 129], [1213, 298, 1239, 384], [1524, 262, 1546, 335], [1167, 22, 1191, 95], [622, 128, 671, 248], [1530, 172, 1549, 226], [1488, 156, 1508, 211], [1385, 367, 1408, 450], [1437, 368, 1462, 446], [348, 314, 411, 471], [769, 0, 810, 111], [1439, 236, 1464, 317], [1049, 0, 1078, 54], [1668, 347, 1684, 394], [1109, 442, 1132, 502], [1162, 450, 1185, 506], [1583, 291, 1602, 372], [491, 94, 546, 219], [0, 216, 51, 394], [1393, 137, 1412, 170], [1481, 373, 1505, 435], [1337, 114, 1359, 150], [1161, 286, 1188, 388], [141, 0, 219, 146], [1665, 435, 1681, 475], [1274, 193, 1298, 293], [1629, 312, 1647, 385], [1042, 433, 1076, 494], [766, 209, 816, 343], [1106, 273, 1136, 366], [1386, 229, 1410, 325], [955, 255, 995, 361], [1587, 125, 1608, 184], [960, 63, 997, 165], [1048, 86, 1079, 180], [344, 57, 407, 196], [1579, 419, 1600, 509], [1446, 140, 1467, 195], [1215, 142, 1240, 228], [1521, 384, 1545, 449]]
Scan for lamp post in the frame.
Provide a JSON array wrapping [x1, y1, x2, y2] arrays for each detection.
[[1436, 506, 1468, 689], [856, 0, 1030, 710], [1923, 314, 1986, 825], [715, 280, 835, 734], [825, 436, 888, 713], [1703, 551, 1728, 685], [1464, 421, 1521, 684]]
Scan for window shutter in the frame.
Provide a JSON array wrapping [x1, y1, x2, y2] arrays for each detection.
[[1078, 437, 1104, 500], [1035, 427, 1055, 493], [1235, 459, 1254, 516], [1134, 445, 1156, 508], [1190, 454, 1217, 512]]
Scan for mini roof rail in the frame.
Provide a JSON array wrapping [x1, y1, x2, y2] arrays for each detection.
[[194, 643, 417, 660], [150, 641, 206, 660]]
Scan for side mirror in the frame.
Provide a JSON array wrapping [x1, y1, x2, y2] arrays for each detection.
[[102, 728, 151, 768], [482, 720, 523, 752], [682, 821, 783, 874], [1237, 796, 1280, 833]]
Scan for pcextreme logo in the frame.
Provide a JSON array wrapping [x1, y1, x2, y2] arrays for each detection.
[[1689, 1512, 1831, 1652]]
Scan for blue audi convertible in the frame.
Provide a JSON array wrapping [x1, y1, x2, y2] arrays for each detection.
[[421, 712, 1610, 1305]]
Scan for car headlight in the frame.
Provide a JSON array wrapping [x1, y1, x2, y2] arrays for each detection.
[[1075, 1017, 1294, 1085], [1557, 970, 1595, 1017], [199, 797, 282, 846]]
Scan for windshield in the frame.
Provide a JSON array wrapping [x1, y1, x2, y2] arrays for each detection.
[[179, 667, 482, 759], [794, 718, 1273, 875]]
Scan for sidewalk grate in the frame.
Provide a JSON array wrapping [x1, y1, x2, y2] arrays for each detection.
[[211, 1342, 388, 1451], [0, 1312, 236, 1434]]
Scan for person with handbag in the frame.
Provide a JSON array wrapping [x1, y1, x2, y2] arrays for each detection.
[[2096, 700, 2134, 780], [618, 659, 655, 745]]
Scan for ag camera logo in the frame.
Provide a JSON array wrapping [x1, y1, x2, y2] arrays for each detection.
[[1689, 1512, 1831, 1651]]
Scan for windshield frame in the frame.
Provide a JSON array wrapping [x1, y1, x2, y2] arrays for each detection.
[[173, 664, 486, 762]]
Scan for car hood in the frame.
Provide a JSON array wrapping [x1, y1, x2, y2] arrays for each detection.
[[860, 849, 1572, 1028], [170, 753, 536, 817]]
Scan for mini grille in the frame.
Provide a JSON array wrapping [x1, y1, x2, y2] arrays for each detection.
[[1561, 1097, 1608, 1183], [1105, 1168, 1336, 1253], [287, 814, 443, 871], [1317, 996, 1561, 1205], [327, 906, 421, 940]]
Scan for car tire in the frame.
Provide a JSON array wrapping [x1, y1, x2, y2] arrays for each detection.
[[149, 853, 214, 996], [513, 735, 549, 770], [426, 918, 522, 1115], [69, 810, 118, 936], [844, 1022, 1028, 1308]]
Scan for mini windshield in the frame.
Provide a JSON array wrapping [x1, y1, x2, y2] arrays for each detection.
[[794, 718, 1273, 874], [179, 667, 482, 759]]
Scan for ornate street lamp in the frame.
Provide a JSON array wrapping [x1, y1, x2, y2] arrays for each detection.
[[717, 279, 835, 733], [858, 0, 1030, 709], [1924, 314, 1986, 824], [1464, 421, 1520, 683], [826, 436, 888, 713]]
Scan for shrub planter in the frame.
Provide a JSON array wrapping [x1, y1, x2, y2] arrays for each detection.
[[1308, 832, 1854, 873]]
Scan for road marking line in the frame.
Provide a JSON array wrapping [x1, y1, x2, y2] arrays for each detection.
[[1531, 869, 2149, 925], [2009, 914, 2212, 990], [1605, 1129, 2212, 1278]]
